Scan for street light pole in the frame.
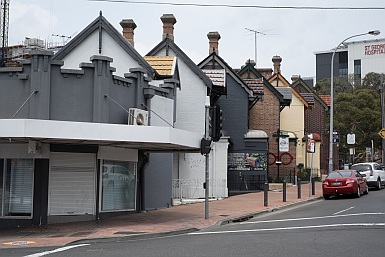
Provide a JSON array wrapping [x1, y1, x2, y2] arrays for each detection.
[[328, 30, 381, 174]]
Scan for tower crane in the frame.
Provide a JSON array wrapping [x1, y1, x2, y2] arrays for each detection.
[[0, 0, 10, 67]]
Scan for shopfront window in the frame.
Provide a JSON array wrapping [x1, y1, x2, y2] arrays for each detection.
[[101, 160, 136, 211], [0, 159, 33, 217]]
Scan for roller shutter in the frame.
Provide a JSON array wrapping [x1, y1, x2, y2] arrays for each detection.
[[49, 153, 96, 215]]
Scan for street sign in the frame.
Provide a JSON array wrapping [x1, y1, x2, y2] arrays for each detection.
[[307, 139, 315, 153], [279, 137, 289, 152], [378, 128, 385, 139], [347, 133, 355, 144]]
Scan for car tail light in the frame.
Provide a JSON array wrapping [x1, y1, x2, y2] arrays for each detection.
[[322, 180, 329, 186], [346, 179, 355, 184]]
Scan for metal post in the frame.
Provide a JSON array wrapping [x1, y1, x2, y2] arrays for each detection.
[[297, 178, 301, 199], [312, 179, 315, 195], [381, 75, 385, 164], [329, 31, 381, 174], [204, 105, 210, 219], [292, 168, 296, 185], [283, 180, 286, 202], [264, 180, 268, 206]]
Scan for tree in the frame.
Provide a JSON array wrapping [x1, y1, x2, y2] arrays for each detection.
[[314, 76, 353, 95], [334, 88, 381, 160], [360, 72, 385, 91]]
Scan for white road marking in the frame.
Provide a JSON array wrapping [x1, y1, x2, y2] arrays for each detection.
[[189, 223, 385, 236], [334, 206, 355, 215], [24, 244, 90, 257], [238, 212, 384, 225]]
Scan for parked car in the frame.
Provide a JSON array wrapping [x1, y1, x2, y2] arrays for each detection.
[[351, 162, 385, 190], [102, 164, 135, 185], [322, 170, 368, 199]]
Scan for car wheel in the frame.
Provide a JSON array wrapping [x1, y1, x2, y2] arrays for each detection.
[[356, 186, 361, 198], [363, 184, 369, 195], [377, 179, 382, 190], [323, 194, 330, 200]]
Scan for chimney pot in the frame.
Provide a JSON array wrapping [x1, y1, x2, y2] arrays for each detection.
[[291, 75, 301, 82], [120, 19, 137, 47], [272, 55, 282, 74], [245, 59, 256, 67], [161, 14, 177, 41], [207, 31, 221, 55]]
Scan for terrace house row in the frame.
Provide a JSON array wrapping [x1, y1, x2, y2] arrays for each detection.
[[0, 12, 329, 229]]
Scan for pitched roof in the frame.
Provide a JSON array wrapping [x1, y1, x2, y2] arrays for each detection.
[[237, 61, 285, 103], [320, 95, 331, 107], [292, 78, 328, 109], [243, 78, 264, 95], [199, 52, 253, 96], [144, 56, 177, 77], [268, 73, 310, 107], [147, 37, 212, 89], [201, 69, 226, 87], [299, 92, 315, 105], [276, 87, 293, 103], [268, 73, 291, 87], [53, 13, 155, 77]]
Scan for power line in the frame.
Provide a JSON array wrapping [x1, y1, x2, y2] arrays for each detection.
[[87, 0, 385, 10]]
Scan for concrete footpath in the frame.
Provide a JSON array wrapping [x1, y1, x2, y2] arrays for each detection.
[[0, 182, 323, 249]]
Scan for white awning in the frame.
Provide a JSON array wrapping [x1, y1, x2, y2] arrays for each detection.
[[0, 119, 202, 152]]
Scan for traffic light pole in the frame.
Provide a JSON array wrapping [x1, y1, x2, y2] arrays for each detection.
[[204, 105, 210, 219]]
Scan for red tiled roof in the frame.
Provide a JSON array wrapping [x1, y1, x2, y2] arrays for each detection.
[[320, 95, 331, 107]]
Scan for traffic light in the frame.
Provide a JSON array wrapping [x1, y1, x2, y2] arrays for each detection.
[[211, 105, 223, 142]]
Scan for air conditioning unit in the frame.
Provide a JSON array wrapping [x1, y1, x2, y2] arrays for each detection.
[[128, 108, 149, 126]]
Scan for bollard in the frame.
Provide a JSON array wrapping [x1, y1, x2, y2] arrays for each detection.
[[283, 180, 287, 202], [312, 179, 315, 195], [264, 181, 268, 206], [297, 177, 301, 199]]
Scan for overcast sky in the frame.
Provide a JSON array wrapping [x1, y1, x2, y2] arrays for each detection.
[[7, 0, 385, 81]]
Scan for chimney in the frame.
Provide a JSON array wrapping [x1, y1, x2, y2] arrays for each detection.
[[272, 55, 282, 74], [120, 19, 137, 47], [291, 75, 301, 82], [245, 59, 256, 67], [161, 14, 177, 41], [207, 31, 221, 55]]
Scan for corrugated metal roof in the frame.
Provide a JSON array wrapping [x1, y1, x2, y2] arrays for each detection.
[[144, 56, 176, 76], [201, 69, 225, 87], [243, 78, 264, 94]]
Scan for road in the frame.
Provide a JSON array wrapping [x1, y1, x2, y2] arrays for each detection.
[[3, 189, 385, 257]]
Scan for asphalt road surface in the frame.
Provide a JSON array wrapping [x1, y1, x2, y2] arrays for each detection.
[[3, 189, 385, 257]]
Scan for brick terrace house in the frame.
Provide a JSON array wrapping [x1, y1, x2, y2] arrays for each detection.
[[237, 59, 292, 181]]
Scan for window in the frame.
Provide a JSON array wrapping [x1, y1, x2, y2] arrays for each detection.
[[338, 51, 348, 78], [0, 159, 34, 217], [354, 59, 361, 84], [101, 160, 136, 211]]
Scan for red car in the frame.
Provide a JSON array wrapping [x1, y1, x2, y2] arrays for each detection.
[[322, 170, 368, 199]]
